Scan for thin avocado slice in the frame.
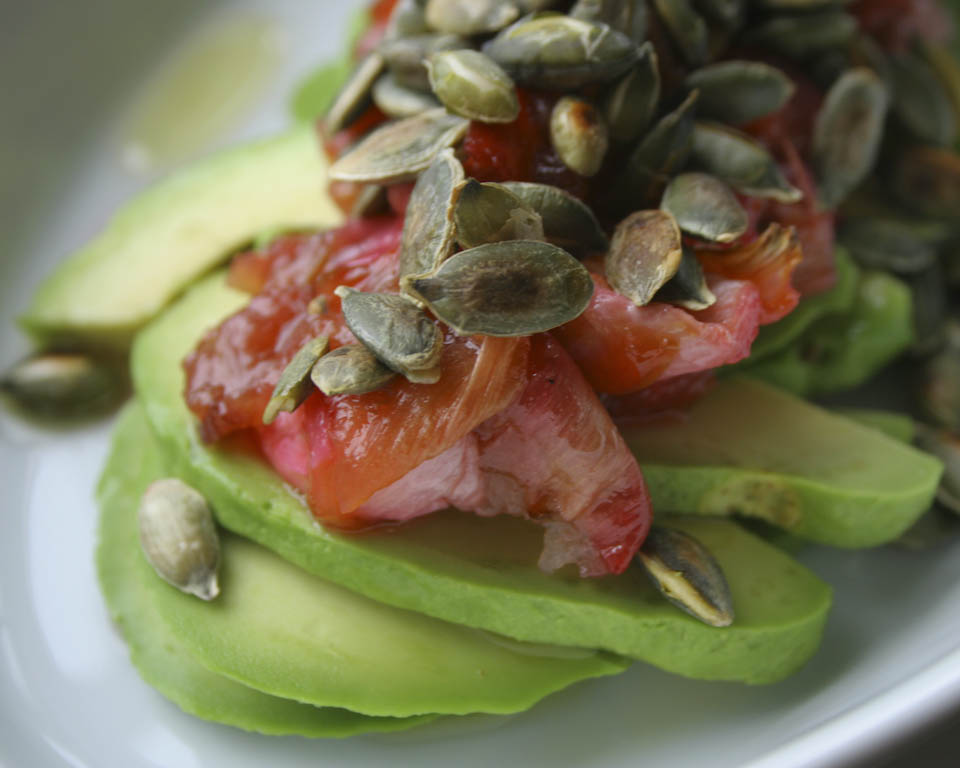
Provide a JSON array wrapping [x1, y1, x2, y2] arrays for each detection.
[[131, 272, 832, 684], [97, 404, 429, 736], [21, 127, 341, 353], [623, 378, 942, 547]]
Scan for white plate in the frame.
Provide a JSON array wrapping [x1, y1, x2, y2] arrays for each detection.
[[3, 3, 960, 766]]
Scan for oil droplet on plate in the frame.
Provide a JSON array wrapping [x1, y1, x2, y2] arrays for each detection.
[[121, 14, 283, 173]]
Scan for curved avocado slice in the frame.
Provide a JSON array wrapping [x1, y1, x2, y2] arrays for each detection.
[[624, 378, 942, 547], [97, 404, 430, 736], [21, 127, 341, 353], [131, 272, 831, 684]]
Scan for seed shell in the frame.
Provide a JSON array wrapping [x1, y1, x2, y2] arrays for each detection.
[[453, 180, 545, 250], [0, 353, 121, 418], [310, 344, 398, 396], [372, 73, 441, 118], [604, 43, 660, 143], [501, 181, 609, 252], [549, 96, 609, 177], [408, 241, 594, 336], [380, 33, 471, 92], [605, 210, 683, 306], [652, 0, 709, 67], [323, 52, 385, 135], [685, 60, 794, 125], [570, 0, 648, 43], [654, 245, 716, 310], [427, 49, 520, 123], [661, 173, 748, 244], [425, 0, 521, 36], [383, 0, 430, 41], [262, 335, 330, 425]]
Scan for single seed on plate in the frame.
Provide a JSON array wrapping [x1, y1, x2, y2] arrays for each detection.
[[335, 287, 443, 383], [310, 344, 398, 396], [739, 11, 857, 60], [380, 33, 471, 92], [636, 525, 734, 627], [685, 60, 794, 125], [323, 52, 385, 135], [654, 245, 716, 310], [550, 96, 609, 177], [328, 108, 469, 184], [427, 49, 520, 123], [425, 0, 521, 36], [605, 210, 683, 306], [138, 478, 220, 601], [0, 353, 120, 418], [812, 67, 888, 209], [652, 0, 709, 67], [501, 181, 609, 253], [262, 335, 329, 425], [407, 241, 594, 337], [453, 180, 545, 250], [661, 173, 748, 244], [399, 148, 465, 282], [888, 50, 956, 147], [604, 42, 660, 143], [372, 72, 441, 118]]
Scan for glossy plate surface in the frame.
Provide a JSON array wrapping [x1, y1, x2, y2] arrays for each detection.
[[3, 2, 960, 766]]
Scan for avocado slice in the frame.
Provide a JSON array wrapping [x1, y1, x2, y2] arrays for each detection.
[[131, 271, 831, 684], [21, 127, 341, 353], [623, 378, 942, 547], [97, 404, 431, 736]]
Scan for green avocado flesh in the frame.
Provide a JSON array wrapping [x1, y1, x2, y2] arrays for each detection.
[[21, 127, 341, 352], [97, 405, 432, 735], [624, 378, 942, 547], [99, 405, 624, 723], [131, 271, 832, 684]]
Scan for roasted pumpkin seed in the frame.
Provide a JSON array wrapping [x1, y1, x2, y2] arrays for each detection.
[[453, 180, 545, 249], [661, 173, 748, 244], [812, 67, 889, 209], [501, 181, 609, 253], [654, 245, 716, 310], [138, 478, 220, 601], [0, 353, 121, 418], [329, 108, 469, 183], [262, 335, 329, 425], [335, 287, 444, 383], [888, 50, 956, 147], [482, 14, 641, 90], [605, 210, 684, 306], [323, 52, 384, 136], [380, 33, 470, 92], [685, 60, 794, 125], [570, 0, 648, 43], [310, 344, 398, 396], [427, 49, 520, 123], [636, 525, 734, 627], [740, 11, 857, 60], [407, 241, 594, 336], [425, 0, 520, 36], [550, 97, 609, 177], [372, 72, 441, 118], [604, 43, 660, 143], [652, 0, 709, 67], [384, 0, 430, 40]]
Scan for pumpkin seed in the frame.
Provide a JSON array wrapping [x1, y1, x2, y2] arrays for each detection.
[[335, 287, 443, 383], [427, 49, 520, 123], [329, 108, 469, 183], [569, 0, 648, 43], [812, 67, 889, 209], [636, 525, 734, 627], [372, 72, 441, 118], [482, 14, 641, 90], [693, 0, 744, 28], [0, 353, 122, 418], [661, 173, 748, 244], [407, 241, 594, 336], [915, 423, 960, 515], [310, 344, 397, 396], [691, 121, 802, 203], [654, 245, 716, 310], [604, 43, 660, 143], [380, 33, 470, 92], [891, 145, 960, 220], [888, 50, 956, 147], [323, 52, 385, 136], [740, 11, 857, 60], [685, 60, 794, 125], [399, 148, 464, 283], [550, 96, 609, 177], [425, 0, 520, 36], [262, 335, 329, 425], [838, 217, 945, 275], [920, 320, 960, 430], [501, 181, 609, 253], [453, 180, 545, 249], [138, 478, 220, 601], [605, 210, 684, 306], [384, 0, 430, 41], [652, 0, 709, 68]]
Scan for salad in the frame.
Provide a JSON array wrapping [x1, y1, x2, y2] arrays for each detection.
[[5, 0, 960, 751]]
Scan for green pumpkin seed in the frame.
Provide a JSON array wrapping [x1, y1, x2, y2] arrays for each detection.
[[892, 145, 960, 220], [605, 210, 683, 306], [570, 0, 648, 43], [652, 0, 709, 67], [453, 180, 545, 250], [661, 173, 748, 244], [915, 423, 960, 515], [329, 108, 469, 183], [691, 121, 802, 203], [384, 0, 430, 41], [139, 478, 220, 601], [425, 0, 520, 36], [604, 43, 660, 143], [262, 335, 330, 425], [399, 148, 465, 283], [685, 60, 794, 125], [372, 72, 441, 118], [380, 33, 470, 92], [812, 67, 889, 209], [636, 525, 734, 627], [310, 344, 398, 396], [323, 52, 384, 135], [482, 14, 641, 90], [654, 245, 716, 310], [501, 181, 609, 253], [550, 96, 609, 177], [888, 50, 956, 147], [838, 217, 945, 275], [335, 287, 444, 383], [407, 241, 594, 336], [740, 11, 857, 60], [427, 49, 520, 123], [0, 353, 122, 419]]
